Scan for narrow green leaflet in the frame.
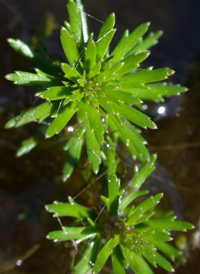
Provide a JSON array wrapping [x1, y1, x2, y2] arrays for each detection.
[[119, 68, 174, 86], [88, 61, 101, 79], [45, 101, 77, 138], [117, 52, 149, 76], [84, 39, 96, 72], [138, 83, 188, 102], [16, 136, 38, 157], [144, 251, 174, 272], [110, 22, 150, 62], [96, 13, 115, 61], [7, 38, 59, 75], [60, 26, 80, 66], [5, 101, 59, 128], [126, 250, 155, 274], [61, 62, 82, 82], [5, 69, 62, 87], [45, 199, 96, 219], [127, 194, 163, 226], [8, 38, 34, 59], [74, 237, 102, 274], [120, 190, 149, 211], [88, 103, 104, 144], [96, 29, 116, 61], [134, 193, 163, 215], [129, 154, 157, 190], [96, 13, 116, 61], [62, 136, 83, 181], [47, 226, 103, 242], [102, 85, 141, 105], [103, 135, 118, 178], [144, 218, 194, 232], [63, 89, 84, 105], [36, 86, 74, 101], [76, 0, 89, 42], [112, 245, 126, 274], [128, 30, 163, 55], [93, 236, 120, 274], [107, 114, 139, 159], [106, 174, 120, 216], [97, 61, 124, 83], [67, 0, 82, 43], [99, 96, 157, 129], [34, 101, 59, 122], [85, 117, 101, 174], [153, 241, 184, 261]]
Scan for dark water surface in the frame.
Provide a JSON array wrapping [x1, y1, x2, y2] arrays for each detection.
[[0, 0, 200, 273]]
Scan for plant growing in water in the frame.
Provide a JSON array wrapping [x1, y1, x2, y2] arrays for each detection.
[[5, 0, 193, 273]]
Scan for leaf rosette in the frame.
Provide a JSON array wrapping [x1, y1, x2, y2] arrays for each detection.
[[46, 156, 194, 274], [5, 0, 187, 180]]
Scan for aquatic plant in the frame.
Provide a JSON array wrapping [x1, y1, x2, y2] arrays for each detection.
[[46, 155, 193, 274], [5, 0, 193, 273]]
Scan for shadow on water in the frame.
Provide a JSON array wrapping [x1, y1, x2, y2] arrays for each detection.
[[0, 0, 200, 273]]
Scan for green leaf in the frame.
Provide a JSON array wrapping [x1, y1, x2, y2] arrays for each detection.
[[153, 241, 184, 261], [135, 193, 163, 215], [107, 114, 139, 160], [137, 83, 188, 102], [16, 137, 38, 157], [5, 69, 62, 87], [102, 85, 142, 105], [129, 154, 157, 190], [111, 22, 150, 62], [119, 68, 175, 87], [103, 135, 118, 177], [76, 0, 89, 43], [47, 225, 103, 242], [88, 104, 104, 144], [7, 38, 59, 75], [126, 207, 143, 226], [117, 117, 149, 161], [88, 61, 101, 79], [117, 52, 150, 76], [67, 0, 82, 44], [127, 193, 163, 225], [36, 86, 74, 101], [128, 30, 163, 55], [5, 101, 59, 128], [145, 231, 172, 242], [8, 38, 34, 59], [60, 26, 80, 66], [74, 237, 102, 274], [45, 101, 77, 138], [63, 89, 84, 105], [61, 62, 82, 82], [106, 174, 120, 216], [96, 13, 115, 60], [112, 245, 126, 274], [126, 250, 154, 274], [62, 136, 83, 181], [77, 99, 87, 122], [144, 251, 174, 272], [99, 96, 157, 129], [85, 39, 96, 73], [85, 117, 101, 174], [145, 218, 194, 232], [45, 199, 96, 219], [120, 190, 149, 211], [96, 29, 116, 61], [97, 61, 124, 83], [93, 235, 120, 274]]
